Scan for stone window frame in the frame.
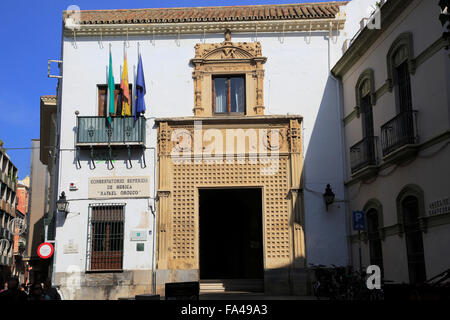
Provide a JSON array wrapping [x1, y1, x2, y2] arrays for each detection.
[[354, 68, 376, 118], [395, 184, 426, 236], [386, 32, 415, 91], [363, 198, 384, 231], [190, 30, 267, 117]]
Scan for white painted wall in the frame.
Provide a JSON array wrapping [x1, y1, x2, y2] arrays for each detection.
[[55, 2, 378, 279]]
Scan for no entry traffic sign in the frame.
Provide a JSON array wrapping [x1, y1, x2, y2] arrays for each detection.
[[37, 242, 54, 259]]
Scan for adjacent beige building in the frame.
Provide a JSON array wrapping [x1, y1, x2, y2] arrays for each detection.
[[24, 95, 58, 284], [0, 140, 18, 284], [332, 0, 450, 283]]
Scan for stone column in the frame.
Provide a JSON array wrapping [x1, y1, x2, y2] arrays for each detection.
[[253, 59, 266, 115], [288, 119, 310, 294], [192, 69, 204, 116], [156, 122, 172, 271]]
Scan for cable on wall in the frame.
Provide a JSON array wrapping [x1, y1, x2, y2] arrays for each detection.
[[99, 29, 104, 49]]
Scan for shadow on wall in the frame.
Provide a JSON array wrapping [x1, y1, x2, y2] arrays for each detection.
[[302, 75, 348, 267], [29, 216, 45, 258]]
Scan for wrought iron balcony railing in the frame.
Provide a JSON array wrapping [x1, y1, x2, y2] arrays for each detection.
[[381, 110, 418, 156], [350, 136, 378, 174], [76, 116, 146, 146]]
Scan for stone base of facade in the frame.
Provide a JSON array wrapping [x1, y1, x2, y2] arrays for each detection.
[[54, 269, 153, 300], [156, 268, 313, 297], [156, 269, 199, 296], [265, 268, 313, 296]]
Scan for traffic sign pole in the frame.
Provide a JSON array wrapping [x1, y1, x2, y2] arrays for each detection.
[[358, 230, 362, 274], [352, 211, 366, 274]]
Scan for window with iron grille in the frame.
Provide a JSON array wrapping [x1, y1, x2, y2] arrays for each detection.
[[86, 204, 125, 271]]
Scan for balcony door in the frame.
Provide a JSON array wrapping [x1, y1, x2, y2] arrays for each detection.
[[395, 61, 414, 145], [361, 94, 375, 162], [395, 61, 412, 113]]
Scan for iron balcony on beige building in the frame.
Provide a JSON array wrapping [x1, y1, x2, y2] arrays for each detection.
[[332, 0, 450, 284]]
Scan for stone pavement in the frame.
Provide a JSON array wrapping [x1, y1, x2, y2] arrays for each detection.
[[199, 292, 317, 300]]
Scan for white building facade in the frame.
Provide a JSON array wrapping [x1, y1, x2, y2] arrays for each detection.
[[52, 1, 378, 299]]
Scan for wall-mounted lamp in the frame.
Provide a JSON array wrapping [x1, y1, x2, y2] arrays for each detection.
[[323, 184, 335, 211], [56, 191, 69, 215]]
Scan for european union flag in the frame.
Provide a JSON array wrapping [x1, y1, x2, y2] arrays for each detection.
[[135, 54, 146, 120]]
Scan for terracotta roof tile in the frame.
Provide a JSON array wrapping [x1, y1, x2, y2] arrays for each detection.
[[66, 2, 348, 26]]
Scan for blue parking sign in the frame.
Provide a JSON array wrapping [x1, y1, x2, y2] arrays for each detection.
[[352, 211, 366, 231]]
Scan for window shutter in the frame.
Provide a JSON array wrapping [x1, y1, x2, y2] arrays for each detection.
[[98, 86, 107, 116]]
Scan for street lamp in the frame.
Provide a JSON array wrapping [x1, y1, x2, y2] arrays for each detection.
[[323, 184, 335, 211], [56, 192, 69, 215]]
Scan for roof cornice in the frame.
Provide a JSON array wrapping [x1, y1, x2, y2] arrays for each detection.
[[63, 2, 348, 37], [64, 18, 346, 38]]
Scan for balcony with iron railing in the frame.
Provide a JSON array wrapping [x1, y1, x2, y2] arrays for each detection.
[[350, 136, 378, 174], [76, 116, 146, 147], [381, 110, 418, 158]]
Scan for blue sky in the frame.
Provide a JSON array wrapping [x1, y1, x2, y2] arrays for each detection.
[[0, 0, 332, 179]]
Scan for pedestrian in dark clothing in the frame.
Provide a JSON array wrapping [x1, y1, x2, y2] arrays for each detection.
[[28, 283, 44, 301], [0, 277, 28, 302], [43, 279, 61, 300]]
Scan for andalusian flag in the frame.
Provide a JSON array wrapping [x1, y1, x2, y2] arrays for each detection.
[[120, 49, 131, 116], [107, 49, 115, 125]]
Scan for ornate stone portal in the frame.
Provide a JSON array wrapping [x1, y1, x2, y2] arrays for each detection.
[[155, 31, 307, 295]]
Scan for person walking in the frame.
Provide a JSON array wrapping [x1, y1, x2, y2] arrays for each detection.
[[43, 279, 61, 300], [28, 283, 44, 301], [0, 277, 28, 302]]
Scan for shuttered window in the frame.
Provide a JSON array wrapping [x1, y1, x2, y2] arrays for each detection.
[[97, 85, 133, 117]]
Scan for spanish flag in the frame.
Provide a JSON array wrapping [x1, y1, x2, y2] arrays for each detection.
[[120, 50, 131, 116]]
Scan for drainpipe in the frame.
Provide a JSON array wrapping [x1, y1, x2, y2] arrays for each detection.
[[148, 195, 156, 295], [145, 118, 158, 295]]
